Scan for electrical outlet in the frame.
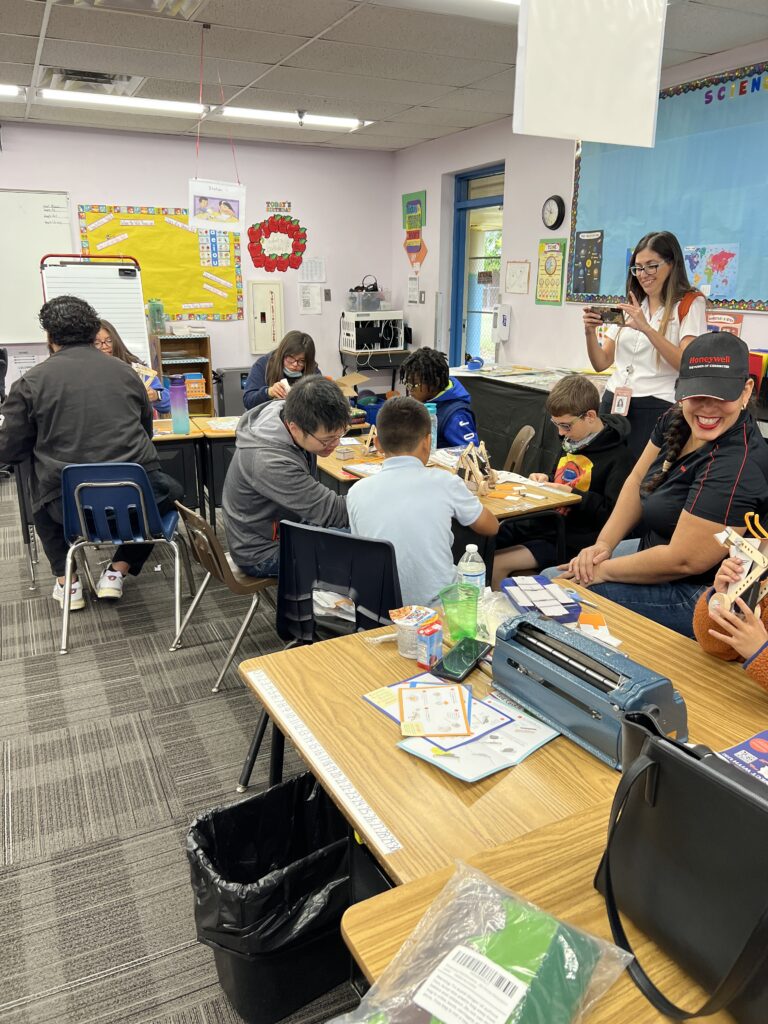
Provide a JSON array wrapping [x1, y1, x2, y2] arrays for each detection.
[[324, 288, 332, 302], [419, 291, 426, 304]]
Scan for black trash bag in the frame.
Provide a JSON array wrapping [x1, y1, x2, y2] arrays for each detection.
[[187, 772, 354, 1023]]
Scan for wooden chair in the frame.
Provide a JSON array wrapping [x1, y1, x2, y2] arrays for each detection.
[[503, 424, 536, 473], [170, 502, 276, 693]]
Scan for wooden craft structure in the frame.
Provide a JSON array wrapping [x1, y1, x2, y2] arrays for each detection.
[[709, 512, 768, 614], [363, 423, 378, 456], [455, 440, 498, 496]]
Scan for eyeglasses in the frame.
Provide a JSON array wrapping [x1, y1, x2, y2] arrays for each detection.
[[629, 261, 668, 277], [550, 414, 586, 432], [94, 339, 112, 350], [306, 429, 346, 447], [284, 355, 306, 368]]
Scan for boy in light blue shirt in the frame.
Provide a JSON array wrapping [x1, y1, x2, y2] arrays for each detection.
[[348, 397, 498, 606]]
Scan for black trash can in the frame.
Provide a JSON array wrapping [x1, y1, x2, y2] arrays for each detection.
[[186, 772, 389, 1023]]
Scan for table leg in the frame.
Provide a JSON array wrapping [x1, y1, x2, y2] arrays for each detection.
[[206, 439, 217, 531], [194, 437, 207, 521]]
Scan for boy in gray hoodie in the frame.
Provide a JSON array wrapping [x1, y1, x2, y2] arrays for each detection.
[[222, 376, 350, 576]]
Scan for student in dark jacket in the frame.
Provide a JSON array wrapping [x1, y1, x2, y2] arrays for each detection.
[[400, 347, 479, 448], [0, 295, 182, 611], [242, 331, 321, 409], [492, 374, 633, 587]]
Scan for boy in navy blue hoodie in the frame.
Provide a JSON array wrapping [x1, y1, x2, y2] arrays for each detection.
[[400, 347, 479, 448]]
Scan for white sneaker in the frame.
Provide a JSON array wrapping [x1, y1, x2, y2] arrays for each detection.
[[52, 579, 85, 611], [97, 568, 125, 600]]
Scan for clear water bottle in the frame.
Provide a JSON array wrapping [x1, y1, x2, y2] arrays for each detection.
[[425, 401, 438, 451], [457, 543, 485, 590], [169, 376, 190, 434]]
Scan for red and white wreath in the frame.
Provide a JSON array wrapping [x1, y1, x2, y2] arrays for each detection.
[[247, 215, 307, 272]]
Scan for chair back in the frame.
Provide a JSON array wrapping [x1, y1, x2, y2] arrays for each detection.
[[503, 424, 536, 473], [277, 521, 402, 644], [0, 346, 7, 402], [175, 501, 255, 594], [61, 463, 166, 544]]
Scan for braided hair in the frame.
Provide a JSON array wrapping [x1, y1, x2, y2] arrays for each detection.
[[400, 347, 449, 396], [641, 405, 691, 495]]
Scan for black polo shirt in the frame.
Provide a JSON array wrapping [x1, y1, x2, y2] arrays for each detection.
[[638, 409, 768, 584]]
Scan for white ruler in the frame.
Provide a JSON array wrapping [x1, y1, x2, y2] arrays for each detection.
[[249, 670, 402, 856]]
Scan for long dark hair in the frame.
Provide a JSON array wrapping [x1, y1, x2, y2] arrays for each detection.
[[626, 231, 696, 333], [641, 405, 691, 495], [99, 319, 142, 364], [266, 331, 317, 386]]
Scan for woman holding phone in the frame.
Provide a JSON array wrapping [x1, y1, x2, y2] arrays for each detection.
[[584, 230, 706, 460]]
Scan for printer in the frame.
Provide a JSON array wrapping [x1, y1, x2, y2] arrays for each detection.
[[492, 613, 688, 770]]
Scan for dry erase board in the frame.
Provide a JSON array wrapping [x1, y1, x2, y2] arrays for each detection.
[[567, 62, 768, 312], [0, 190, 73, 345]]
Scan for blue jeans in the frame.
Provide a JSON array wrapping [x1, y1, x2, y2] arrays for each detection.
[[238, 552, 280, 578]]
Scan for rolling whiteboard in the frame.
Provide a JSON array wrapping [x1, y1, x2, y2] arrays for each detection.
[[42, 258, 151, 366], [0, 190, 73, 346]]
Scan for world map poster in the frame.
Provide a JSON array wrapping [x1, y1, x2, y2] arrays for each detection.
[[684, 245, 739, 301]]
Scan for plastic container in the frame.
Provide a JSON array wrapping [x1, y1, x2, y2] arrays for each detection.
[[147, 298, 165, 335], [439, 582, 479, 642], [169, 376, 190, 434], [344, 290, 391, 312], [457, 543, 486, 590], [425, 402, 438, 451]]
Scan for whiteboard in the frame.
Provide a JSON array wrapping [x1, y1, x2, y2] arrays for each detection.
[[42, 258, 151, 366], [0, 190, 73, 346]]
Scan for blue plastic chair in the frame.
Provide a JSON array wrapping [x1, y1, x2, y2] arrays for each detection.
[[59, 463, 189, 654]]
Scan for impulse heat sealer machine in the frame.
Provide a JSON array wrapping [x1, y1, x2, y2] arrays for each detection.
[[492, 613, 688, 769]]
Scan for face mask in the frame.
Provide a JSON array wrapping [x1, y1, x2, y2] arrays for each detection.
[[561, 432, 599, 453], [283, 365, 304, 378]]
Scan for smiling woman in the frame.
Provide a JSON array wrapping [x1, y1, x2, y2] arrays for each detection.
[[558, 333, 768, 638]]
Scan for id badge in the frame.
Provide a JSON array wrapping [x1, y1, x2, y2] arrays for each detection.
[[611, 386, 632, 416]]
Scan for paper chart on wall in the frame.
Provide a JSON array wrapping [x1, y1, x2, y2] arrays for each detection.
[[79, 205, 243, 321]]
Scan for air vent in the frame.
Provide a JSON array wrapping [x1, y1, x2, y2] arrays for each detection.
[[37, 68, 146, 96], [51, 0, 208, 20]]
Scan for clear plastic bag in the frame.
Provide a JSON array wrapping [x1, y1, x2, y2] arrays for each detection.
[[331, 863, 632, 1024], [476, 589, 513, 646]]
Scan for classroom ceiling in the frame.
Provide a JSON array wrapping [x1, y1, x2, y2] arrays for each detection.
[[0, 0, 767, 151]]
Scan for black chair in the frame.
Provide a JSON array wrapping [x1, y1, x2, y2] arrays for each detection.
[[237, 521, 402, 792]]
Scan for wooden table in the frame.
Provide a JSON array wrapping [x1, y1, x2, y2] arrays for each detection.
[[152, 419, 205, 517], [341, 801, 734, 1022]]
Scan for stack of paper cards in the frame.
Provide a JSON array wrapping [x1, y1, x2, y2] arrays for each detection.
[[345, 462, 383, 477], [502, 576, 581, 623]]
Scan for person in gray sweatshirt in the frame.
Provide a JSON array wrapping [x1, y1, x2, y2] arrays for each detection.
[[222, 375, 350, 576]]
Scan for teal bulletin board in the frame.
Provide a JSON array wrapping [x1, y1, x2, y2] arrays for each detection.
[[567, 62, 768, 312]]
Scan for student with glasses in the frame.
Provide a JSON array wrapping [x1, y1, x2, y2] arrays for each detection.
[[242, 330, 321, 410], [583, 230, 706, 461], [222, 376, 350, 578]]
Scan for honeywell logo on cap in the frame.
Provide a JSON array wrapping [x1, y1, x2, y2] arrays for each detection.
[[689, 356, 731, 365]]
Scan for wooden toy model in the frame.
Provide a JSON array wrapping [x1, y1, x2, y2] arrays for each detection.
[[708, 512, 768, 615], [455, 441, 498, 495]]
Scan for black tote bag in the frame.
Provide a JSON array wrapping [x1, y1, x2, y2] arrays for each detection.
[[594, 712, 768, 1022]]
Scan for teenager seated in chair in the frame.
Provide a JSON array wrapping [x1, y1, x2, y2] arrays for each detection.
[[492, 374, 633, 588], [242, 330, 321, 410], [223, 375, 350, 577], [0, 295, 182, 610], [558, 334, 768, 638], [400, 347, 479, 448], [348, 396, 498, 606]]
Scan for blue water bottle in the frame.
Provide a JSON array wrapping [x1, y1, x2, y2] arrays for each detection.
[[425, 402, 438, 451], [169, 376, 190, 434]]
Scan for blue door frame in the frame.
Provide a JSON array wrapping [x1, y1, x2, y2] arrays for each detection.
[[449, 164, 505, 367]]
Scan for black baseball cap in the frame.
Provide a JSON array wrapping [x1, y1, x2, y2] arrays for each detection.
[[675, 332, 750, 402]]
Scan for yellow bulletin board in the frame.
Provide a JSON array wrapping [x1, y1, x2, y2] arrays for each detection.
[[78, 204, 243, 321]]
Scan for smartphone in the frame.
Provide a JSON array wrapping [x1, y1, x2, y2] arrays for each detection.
[[588, 305, 624, 325], [432, 637, 491, 682]]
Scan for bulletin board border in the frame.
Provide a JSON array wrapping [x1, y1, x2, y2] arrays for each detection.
[[566, 62, 768, 313]]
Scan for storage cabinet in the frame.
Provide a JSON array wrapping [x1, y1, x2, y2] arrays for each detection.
[[154, 333, 214, 417]]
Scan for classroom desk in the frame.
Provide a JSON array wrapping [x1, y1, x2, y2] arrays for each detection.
[[152, 420, 205, 516], [238, 583, 766, 889], [190, 416, 239, 531], [340, 801, 733, 1022]]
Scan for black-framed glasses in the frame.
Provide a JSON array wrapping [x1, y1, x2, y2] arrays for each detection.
[[306, 429, 346, 447], [629, 261, 668, 278], [550, 413, 586, 432]]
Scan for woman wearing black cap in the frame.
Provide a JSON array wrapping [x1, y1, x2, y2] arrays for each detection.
[[559, 333, 768, 637]]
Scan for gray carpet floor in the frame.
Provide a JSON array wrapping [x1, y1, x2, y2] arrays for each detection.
[[0, 473, 359, 1024]]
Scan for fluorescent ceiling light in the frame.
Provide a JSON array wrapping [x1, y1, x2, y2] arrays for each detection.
[[221, 106, 371, 131], [38, 89, 205, 115], [0, 84, 21, 97], [490, 0, 520, 4]]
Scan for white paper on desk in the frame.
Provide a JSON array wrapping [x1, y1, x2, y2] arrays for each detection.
[[338, 437, 362, 446], [345, 462, 382, 476]]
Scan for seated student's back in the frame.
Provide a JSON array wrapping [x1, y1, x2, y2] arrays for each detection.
[[347, 396, 498, 606]]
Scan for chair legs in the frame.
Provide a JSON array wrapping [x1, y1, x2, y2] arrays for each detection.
[[211, 592, 262, 693], [168, 539, 182, 640], [236, 708, 270, 792], [176, 532, 196, 597], [59, 540, 86, 655], [169, 571, 212, 651]]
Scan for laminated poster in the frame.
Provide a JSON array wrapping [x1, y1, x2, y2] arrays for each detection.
[[535, 239, 567, 305], [188, 178, 247, 234], [571, 230, 603, 294]]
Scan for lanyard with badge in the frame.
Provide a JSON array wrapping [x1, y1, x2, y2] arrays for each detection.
[[610, 308, 653, 417]]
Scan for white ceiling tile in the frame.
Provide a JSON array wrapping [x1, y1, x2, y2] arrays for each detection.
[[218, 87, 409, 121], [27, 104, 193, 134], [319, 132, 418, 150], [424, 87, 514, 114], [0, 62, 34, 86], [284, 40, 510, 87], [661, 47, 709, 67], [262, 66, 451, 104], [664, 3, 768, 54], [470, 68, 516, 93], [356, 120, 457, 138], [2, 0, 44, 35], [197, 120, 339, 145], [326, 6, 516, 62], [200, 0, 357, 36], [700, 0, 768, 15], [0, 35, 38, 63], [389, 105, 501, 127], [39, 39, 271, 85]]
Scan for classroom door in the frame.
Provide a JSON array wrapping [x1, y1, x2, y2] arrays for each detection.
[[449, 167, 505, 367]]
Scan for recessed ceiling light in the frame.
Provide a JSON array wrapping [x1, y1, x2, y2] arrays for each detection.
[[220, 107, 371, 132], [38, 89, 205, 115], [0, 84, 21, 97]]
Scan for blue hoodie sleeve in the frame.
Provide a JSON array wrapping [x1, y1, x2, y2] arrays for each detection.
[[150, 375, 171, 415], [243, 353, 271, 410], [441, 408, 479, 447]]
